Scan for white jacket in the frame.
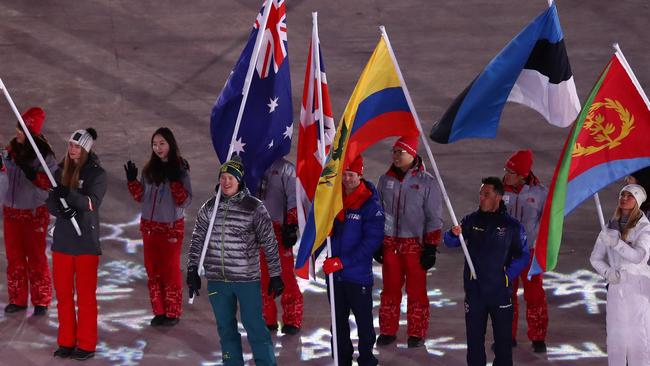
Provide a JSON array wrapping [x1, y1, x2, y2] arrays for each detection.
[[590, 214, 650, 366]]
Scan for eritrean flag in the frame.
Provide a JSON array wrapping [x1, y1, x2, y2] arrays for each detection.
[[531, 51, 650, 275], [295, 35, 419, 269], [430, 3, 580, 144]]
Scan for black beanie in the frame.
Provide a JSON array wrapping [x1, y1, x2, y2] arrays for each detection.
[[219, 155, 244, 183]]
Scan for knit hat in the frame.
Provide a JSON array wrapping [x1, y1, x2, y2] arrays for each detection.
[[219, 155, 244, 183], [505, 150, 533, 178], [393, 136, 419, 158], [21, 107, 45, 135], [345, 155, 364, 175], [621, 184, 647, 206], [69, 128, 97, 152]]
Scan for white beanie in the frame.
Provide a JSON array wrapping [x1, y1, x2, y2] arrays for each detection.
[[621, 184, 647, 206], [69, 128, 97, 152]]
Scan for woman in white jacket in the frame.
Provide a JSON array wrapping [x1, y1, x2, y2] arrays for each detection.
[[590, 184, 650, 366]]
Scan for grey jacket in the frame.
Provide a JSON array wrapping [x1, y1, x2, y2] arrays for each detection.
[[187, 187, 281, 282], [46, 153, 107, 255], [503, 182, 547, 249], [378, 160, 443, 241], [257, 158, 296, 224], [129, 162, 192, 223], [2, 152, 58, 210]]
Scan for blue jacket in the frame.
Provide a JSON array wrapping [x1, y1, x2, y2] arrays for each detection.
[[444, 202, 528, 302], [330, 180, 385, 286]]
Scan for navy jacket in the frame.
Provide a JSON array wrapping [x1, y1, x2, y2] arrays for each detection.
[[444, 202, 528, 302], [330, 180, 385, 286]]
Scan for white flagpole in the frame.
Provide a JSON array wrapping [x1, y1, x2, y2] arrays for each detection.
[[593, 193, 606, 230], [313, 12, 339, 366], [613, 43, 650, 109], [0, 78, 82, 236], [380, 26, 477, 279], [191, 0, 274, 304]]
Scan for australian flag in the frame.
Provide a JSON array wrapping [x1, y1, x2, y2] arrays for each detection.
[[211, 0, 293, 191]]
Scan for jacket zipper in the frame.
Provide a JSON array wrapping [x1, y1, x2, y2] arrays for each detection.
[[149, 186, 159, 220], [220, 201, 230, 281]]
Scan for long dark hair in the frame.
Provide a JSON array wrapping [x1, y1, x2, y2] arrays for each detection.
[[142, 127, 183, 185], [9, 125, 55, 166]]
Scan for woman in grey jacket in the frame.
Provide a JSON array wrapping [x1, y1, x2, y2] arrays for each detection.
[[186, 156, 284, 366], [124, 127, 192, 327], [46, 128, 107, 361]]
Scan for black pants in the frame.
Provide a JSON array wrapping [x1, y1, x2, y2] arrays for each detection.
[[465, 290, 513, 366], [327, 278, 378, 366]]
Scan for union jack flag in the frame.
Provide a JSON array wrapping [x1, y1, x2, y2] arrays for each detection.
[[254, 0, 287, 79], [211, 0, 293, 191]]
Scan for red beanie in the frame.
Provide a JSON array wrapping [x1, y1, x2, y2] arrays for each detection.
[[505, 150, 533, 177], [345, 155, 364, 175], [394, 136, 419, 157], [21, 107, 45, 135]]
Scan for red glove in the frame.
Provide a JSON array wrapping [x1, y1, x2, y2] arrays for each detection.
[[323, 257, 344, 275]]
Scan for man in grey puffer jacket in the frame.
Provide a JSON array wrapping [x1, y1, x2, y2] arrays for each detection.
[[186, 156, 284, 366]]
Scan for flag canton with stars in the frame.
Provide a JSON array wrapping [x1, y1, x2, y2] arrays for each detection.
[[210, 0, 293, 191]]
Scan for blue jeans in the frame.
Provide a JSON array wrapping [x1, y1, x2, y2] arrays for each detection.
[[207, 280, 276, 366]]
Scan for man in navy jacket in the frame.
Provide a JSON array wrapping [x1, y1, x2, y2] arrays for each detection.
[[444, 177, 528, 366], [323, 155, 384, 366]]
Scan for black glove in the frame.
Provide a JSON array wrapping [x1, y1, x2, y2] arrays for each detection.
[[52, 185, 70, 198], [124, 160, 138, 182], [58, 204, 77, 220], [268, 276, 285, 299], [281, 224, 298, 248], [163, 163, 181, 182], [420, 245, 437, 270], [18, 163, 37, 181], [373, 247, 384, 264], [186, 265, 201, 298]]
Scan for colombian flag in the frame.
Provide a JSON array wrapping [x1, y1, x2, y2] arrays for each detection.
[[531, 51, 650, 275], [295, 36, 419, 269]]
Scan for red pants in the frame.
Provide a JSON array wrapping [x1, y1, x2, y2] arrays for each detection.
[[379, 237, 429, 338], [512, 249, 548, 341], [52, 252, 99, 352], [259, 223, 303, 328], [141, 219, 183, 318], [3, 206, 51, 307]]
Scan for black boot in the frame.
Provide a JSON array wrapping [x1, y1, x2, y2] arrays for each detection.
[[162, 317, 179, 326], [267, 323, 279, 332], [4, 304, 27, 313], [532, 340, 547, 353], [53, 346, 75, 358], [407, 336, 424, 348], [70, 348, 95, 361], [33, 305, 48, 316], [281, 324, 300, 335], [376, 334, 397, 346], [150, 315, 166, 326]]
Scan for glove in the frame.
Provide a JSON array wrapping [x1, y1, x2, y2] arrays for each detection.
[[52, 185, 70, 198], [124, 160, 138, 182], [281, 224, 298, 248], [58, 203, 77, 219], [604, 268, 621, 284], [373, 248, 383, 264], [268, 276, 284, 299], [323, 257, 344, 275], [186, 265, 201, 298], [163, 163, 181, 182], [605, 229, 620, 248], [18, 163, 37, 181], [420, 245, 437, 270]]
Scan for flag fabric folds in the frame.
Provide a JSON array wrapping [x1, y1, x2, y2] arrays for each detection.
[[531, 52, 650, 275], [430, 3, 580, 144], [295, 36, 419, 269], [210, 0, 293, 191]]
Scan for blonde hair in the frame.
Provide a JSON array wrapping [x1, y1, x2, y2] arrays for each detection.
[[61, 149, 89, 190], [614, 202, 643, 242]]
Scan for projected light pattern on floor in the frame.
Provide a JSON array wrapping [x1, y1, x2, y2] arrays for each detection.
[[543, 270, 607, 314]]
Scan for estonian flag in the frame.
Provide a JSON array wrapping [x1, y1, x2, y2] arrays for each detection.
[[430, 3, 580, 144]]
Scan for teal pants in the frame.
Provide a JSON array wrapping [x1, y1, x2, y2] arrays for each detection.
[[207, 280, 276, 366]]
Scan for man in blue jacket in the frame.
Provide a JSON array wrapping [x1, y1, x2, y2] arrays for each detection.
[[323, 155, 384, 366], [444, 177, 528, 366]]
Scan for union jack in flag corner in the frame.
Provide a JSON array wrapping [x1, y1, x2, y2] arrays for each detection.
[[211, 0, 293, 192]]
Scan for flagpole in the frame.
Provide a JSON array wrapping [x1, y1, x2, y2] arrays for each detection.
[[0, 78, 82, 236], [313, 12, 339, 366], [191, 0, 274, 304], [613, 43, 650, 109], [592, 193, 606, 230], [380, 26, 477, 279]]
